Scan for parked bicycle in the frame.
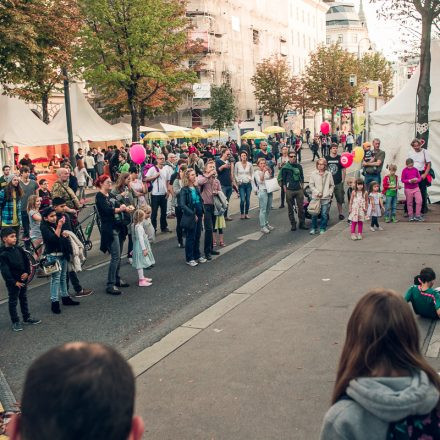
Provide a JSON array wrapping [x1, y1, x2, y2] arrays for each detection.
[[73, 204, 101, 256], [22, 238, 45, 284]]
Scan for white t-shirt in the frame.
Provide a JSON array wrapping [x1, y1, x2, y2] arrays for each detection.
[[409, 149, 431, 172], [146, 165, 172, 195]]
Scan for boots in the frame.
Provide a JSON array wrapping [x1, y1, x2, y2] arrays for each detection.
[[61, 296, 80, 306], [51, 301, 61, 314]]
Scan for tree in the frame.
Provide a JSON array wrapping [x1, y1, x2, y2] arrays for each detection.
[[0, 0, 80, 123], [291, 76, 314, 130], [372, 0, 440, 147], [77, 0, 198, 141], [303, 44, 362, 131], [359, 51, 394, 101], [251, 56, 294, 126], [207, 84, 236, 136]]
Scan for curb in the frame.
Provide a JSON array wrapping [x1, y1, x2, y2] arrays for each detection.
[[0, 368, 16, 412]]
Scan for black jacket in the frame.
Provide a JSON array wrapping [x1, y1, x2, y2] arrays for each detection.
[[0, 245, 31, 287], [280, 162, 304, 191], [178, 186, 204, 217], [95, 191, 118, 253], [40, 220, 72, 259]]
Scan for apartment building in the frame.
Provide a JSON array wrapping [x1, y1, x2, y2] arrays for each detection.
[[158, 0, 327, 131]]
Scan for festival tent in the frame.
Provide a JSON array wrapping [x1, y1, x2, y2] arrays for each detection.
[[0, 93, 70, 170], [113, 122, 157, 139], [370, 39, 440, 202], [50, 82, 127, 150], [151, 122, 191, 132]]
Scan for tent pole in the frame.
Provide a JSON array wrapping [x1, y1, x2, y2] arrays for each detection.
[[62, 67, 75, 165]]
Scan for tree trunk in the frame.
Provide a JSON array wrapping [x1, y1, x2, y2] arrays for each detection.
[[127, 89, 139, 142], [277, 114, 282, 127], [302, 109, 306, 130], [416, 13, 432, 148], [42, 92, 49, 124], [139, 106, 146, 126], [331, 107, 336, 133]]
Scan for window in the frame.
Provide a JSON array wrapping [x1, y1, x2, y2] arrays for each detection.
[[352, 34, 358, 43], [253, 29, 259, 44], [326, 36, 331, 45], [246, 109, 254, 120], [338, 34, 343, 43]]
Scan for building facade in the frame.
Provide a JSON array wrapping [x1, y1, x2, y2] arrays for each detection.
[[324, 0, 371, 57], [150, 0, 327, 133]]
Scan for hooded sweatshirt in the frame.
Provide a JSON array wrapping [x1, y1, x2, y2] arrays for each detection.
[[320, 370, 439, 440]]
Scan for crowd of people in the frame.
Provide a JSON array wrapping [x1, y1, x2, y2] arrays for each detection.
[[0, 132, 434, 332]]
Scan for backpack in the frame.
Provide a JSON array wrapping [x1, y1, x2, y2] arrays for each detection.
[[142, 164, 159, 192]]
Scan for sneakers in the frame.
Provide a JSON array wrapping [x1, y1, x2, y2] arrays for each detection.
[[139, 279, 152, 287], [391, 217, 398, 223], [198, 257, 207, 263], [12, 322, 23, 332], [339, 214, 345, 221], [309, 229, 316, 235], [384, 217, 390, 223], [106, 286, 122, 295], [211, 250, 220, 256], [377, 226, 384, 231], [75, 289, 93, 298], [24, 317, 41, 325], [409, 217, 415, 222], [357, 234, 363, 240], [261, 227, 270, 234], [319, 229, 326, 235], [351, 234, 357, 241], [186, 260, 198, 267], [266, 224, 275, 231], [370, 226, 375, 231], [205, 254, 212, 261], [414, 216, 425, 222], [128, 257, 133, 264], [177, 242, 184, 248]]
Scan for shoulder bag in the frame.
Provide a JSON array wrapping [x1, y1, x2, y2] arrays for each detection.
[[265, 177, 280, 194], [308, 172, 329, 216]]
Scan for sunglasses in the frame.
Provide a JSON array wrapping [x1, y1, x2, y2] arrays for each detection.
[[289, 155, 296, 158]]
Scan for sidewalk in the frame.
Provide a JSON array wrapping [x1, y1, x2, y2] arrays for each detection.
[[132, 214, 440, 439]]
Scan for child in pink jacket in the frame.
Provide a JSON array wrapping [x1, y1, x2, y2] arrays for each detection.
[[401, 158, 422, 221]]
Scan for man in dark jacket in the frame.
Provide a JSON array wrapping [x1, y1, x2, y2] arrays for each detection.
[[0, 227, 41, 331], [278, 152, 308, 231]]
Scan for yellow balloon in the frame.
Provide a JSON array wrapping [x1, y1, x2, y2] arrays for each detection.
[[353, 147, 365, 163]]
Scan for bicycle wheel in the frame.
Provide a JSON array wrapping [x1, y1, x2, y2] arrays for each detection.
[[24, 250, 38, 285]]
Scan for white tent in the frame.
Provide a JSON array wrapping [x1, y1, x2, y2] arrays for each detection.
[[113, 122, 157, 140], [0, 93, 68, 147], [152, 122, 191, 132], [50, 83, 126, 148], [370, 39, 440, 202]]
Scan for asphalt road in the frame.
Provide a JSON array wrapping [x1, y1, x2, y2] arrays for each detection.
[[0, 187, 342, 396]]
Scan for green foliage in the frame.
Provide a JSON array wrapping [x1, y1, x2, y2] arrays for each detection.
[[251, 56, 294, 125], [359, 51, 394, 101], [303, 44, 362, 130], [207, 84, 236, 134], [77, 0, 198, 140]]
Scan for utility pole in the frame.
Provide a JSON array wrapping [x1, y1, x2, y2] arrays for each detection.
[[62, 67, 75, 165]]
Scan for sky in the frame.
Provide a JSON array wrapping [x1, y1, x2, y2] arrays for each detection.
[[353, 0, 406, 60]]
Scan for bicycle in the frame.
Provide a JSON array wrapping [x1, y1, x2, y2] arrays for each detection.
[[22, 239, 45, 285], [73, 204, 101, 256]]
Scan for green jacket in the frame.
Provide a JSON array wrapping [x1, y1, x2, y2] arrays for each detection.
[[277, 161, 304, 191]]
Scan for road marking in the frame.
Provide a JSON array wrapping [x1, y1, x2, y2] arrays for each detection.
[[182, 293, 250, 329], [426, 320, 440, 357], [214, 231, 263, 258]]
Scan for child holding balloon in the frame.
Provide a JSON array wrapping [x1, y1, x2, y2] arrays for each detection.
[[348, 179, 368, 240]]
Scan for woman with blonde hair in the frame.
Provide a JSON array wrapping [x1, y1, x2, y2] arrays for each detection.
[[309, 158, 334, 235], [27, 195, 43, 254], [320, 289, 440, 439], [254, 157, 274, 234]]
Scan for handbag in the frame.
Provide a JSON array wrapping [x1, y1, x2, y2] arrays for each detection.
[[265, 177, 280, 194], [40, 255, 61, 275], [181, 212, 195, 230], [307, 198, 321, 215]]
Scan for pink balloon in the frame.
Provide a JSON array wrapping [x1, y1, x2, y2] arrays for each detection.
[[340, 152, 354, 168], [130, 143, 146, 164], [320, 121, 330, 135]]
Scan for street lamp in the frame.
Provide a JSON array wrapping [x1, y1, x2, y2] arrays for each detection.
[[357, 37, 372, 59]]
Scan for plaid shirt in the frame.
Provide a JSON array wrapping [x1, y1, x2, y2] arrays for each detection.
[[0, 189, 21, 226]]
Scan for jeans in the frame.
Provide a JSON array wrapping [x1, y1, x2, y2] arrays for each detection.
[[405, 187, 422, 218], [78, 186, 86, 200], [371, 216, 379, 227], [384, 195, 397, 218], [21, 211, 30, 239], [107, 231, 122, 288], [175, 206, 183, 245], [86, 168, 96, 186], [185, 216, 202, 262], [419, 178, 429, 213], [151, 194, 168, 231], [203, 204, 215, 256], [238, 183, 252, 214], [311, 200, 330, 231], [364, 173, 381, 190], [50, 256, 68, 302], [221, 185, 233, 218], [286, 189, 305, 226], [67, 271, 82, 293], [7, 284, 30, 323], [258, 190, 273, 228]]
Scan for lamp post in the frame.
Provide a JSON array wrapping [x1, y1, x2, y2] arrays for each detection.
[[357, 37, 372, 59], [357, 38, 372, 142], [62, 67, 75, 165]]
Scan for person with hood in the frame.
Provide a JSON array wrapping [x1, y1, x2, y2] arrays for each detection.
[[320, 289, 440, 440], [278, 151, 308, 231]]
